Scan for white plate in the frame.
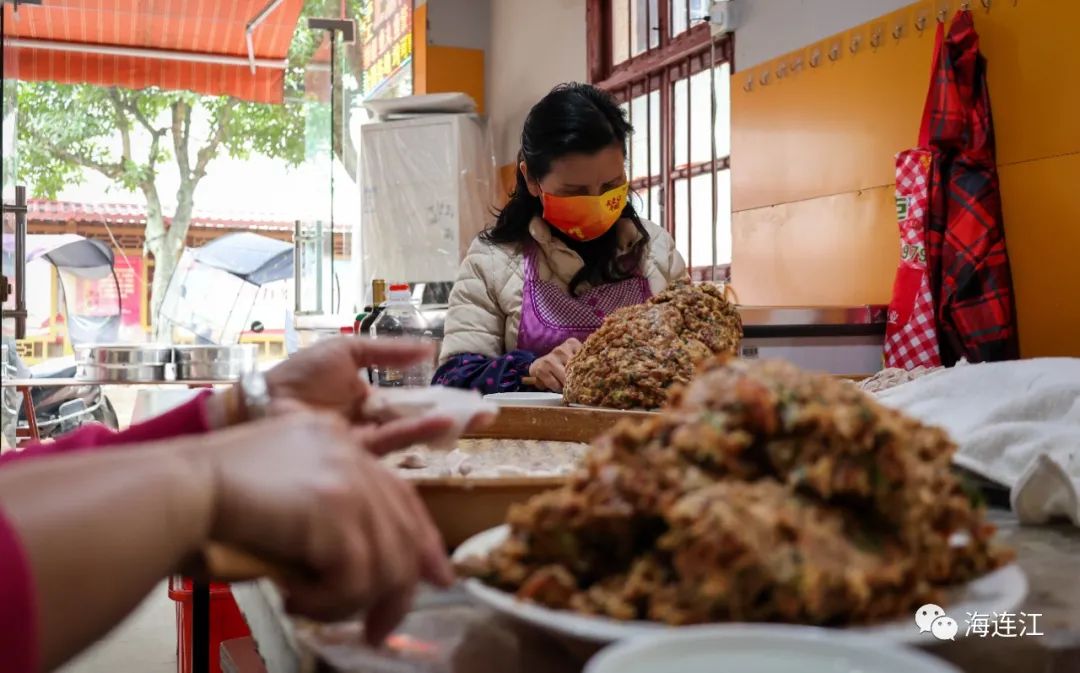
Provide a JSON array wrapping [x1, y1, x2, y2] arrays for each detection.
[[484, 392, 565, 407], [453, 525, 1028, 645], [584, 624, 962, 673]]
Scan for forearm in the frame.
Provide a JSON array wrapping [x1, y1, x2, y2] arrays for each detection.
[[0, 441, 212, 672], [1, 389, 229, 468]]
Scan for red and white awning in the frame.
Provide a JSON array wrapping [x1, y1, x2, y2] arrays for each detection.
[[2, 0, 305, 103]]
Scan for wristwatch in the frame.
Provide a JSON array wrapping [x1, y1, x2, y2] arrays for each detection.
[[238, 368, 271, 421]]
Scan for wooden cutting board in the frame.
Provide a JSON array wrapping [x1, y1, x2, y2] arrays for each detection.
[[204, 405, 656, 577], [463, 405, 655, 443]]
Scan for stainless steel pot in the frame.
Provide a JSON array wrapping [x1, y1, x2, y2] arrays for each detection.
[[173, 344, 258, 381], [76, 344, 174, 366], [76, 363, 172, 383], [75, 344, 175, 382]]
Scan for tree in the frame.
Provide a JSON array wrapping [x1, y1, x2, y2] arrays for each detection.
[[13, 0, 375, 335], [17, 83, 307, 335], [12, 0, 348, 335]]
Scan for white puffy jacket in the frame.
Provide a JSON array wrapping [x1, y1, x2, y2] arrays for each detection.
[[440, 216, 688, 363]]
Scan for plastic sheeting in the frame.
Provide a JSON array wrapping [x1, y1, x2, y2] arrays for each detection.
[[358, 113, 497, 306], [6, 234, 116, 279], [192, 232, 294, 286], [159, 249, 260, 345], [1, 234, 120, 346]]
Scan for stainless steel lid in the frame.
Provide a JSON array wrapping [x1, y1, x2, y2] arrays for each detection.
[[76, 344, 175, 366]]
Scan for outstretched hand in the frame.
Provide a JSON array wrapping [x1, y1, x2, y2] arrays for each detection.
[[264, 337, 432, 421]]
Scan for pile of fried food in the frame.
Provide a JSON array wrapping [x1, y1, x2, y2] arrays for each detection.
[[563, 283, 742, 410], [458, 357, 1011, 626]]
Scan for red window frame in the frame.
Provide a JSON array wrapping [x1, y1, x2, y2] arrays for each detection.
[[587, 0, 733, 281]]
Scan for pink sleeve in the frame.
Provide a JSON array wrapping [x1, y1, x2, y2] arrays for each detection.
[[0, 509, 37, 673], [0, 390, 214, 468]]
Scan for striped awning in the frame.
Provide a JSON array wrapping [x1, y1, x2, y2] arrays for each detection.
[[2, 0, 306, 103]]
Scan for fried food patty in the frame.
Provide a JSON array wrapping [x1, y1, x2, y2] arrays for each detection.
[[459, 357, 1010, 626], [563, 283, 742, 410]]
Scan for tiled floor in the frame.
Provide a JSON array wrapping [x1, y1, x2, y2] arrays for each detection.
[[57, 387, 180, 673], [57, 582, 178, 673]]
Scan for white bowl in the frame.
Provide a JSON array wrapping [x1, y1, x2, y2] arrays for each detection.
[[483, 392, 565, 407], [584, 625, 961, 673]]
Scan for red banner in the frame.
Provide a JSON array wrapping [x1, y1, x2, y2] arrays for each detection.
[[70, 255, 144, 327]]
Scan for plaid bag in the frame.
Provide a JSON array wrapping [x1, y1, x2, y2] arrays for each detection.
[[885, 149, 941, 368], [884, 24, 945, 369]]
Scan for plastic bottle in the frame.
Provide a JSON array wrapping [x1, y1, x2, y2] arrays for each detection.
[[370, 283, 433, 387], [358, 279, 388, 383], [359, 279, 388, 336]]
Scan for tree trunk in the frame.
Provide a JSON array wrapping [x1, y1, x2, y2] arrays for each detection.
[[148, 181, 197, 340], [148, 232, 182, 341]]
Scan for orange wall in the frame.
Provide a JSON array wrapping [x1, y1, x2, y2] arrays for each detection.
[[412, 2, 486, 114], [730, 0, 1080, 357], [497, 163, 516, 205], [414, 2, 428, 95], [426, 45, 485, 113]]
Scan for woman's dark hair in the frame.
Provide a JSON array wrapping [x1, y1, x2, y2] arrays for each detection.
[[482, 82, 649, 296]]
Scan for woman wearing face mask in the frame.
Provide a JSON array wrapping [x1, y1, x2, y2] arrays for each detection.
[[435, 83, 687, 394]]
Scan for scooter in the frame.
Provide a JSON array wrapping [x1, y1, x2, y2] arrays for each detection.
[[2, 338, 119, 446], [1, 233, 125, 446]]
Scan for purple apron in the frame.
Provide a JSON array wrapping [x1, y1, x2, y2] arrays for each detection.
[[516, 244, 652, 356]]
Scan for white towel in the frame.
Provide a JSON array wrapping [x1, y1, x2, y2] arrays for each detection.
[[873, 358, 1080, 528]]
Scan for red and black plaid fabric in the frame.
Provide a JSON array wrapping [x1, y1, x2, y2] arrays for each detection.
[[923, 11, 1020, 365]]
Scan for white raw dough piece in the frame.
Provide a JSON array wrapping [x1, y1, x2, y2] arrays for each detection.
[[382, 439, 589, 480], [446, 448, 472, 476], [396, 453, 428, 469], [362, 386, 499, 449]]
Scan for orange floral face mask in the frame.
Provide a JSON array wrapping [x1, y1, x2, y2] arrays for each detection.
[[540, 183, 629, 242]]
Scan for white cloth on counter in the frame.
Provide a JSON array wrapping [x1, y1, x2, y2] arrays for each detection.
[[874, 358, 1080, 528]]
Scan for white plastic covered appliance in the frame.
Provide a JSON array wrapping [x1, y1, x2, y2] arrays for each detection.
[[357, 112, 495, 306]]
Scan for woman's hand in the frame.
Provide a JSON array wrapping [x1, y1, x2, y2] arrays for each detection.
[[528, 338, 583, 392], [263, 337, 435, 421], [206, 337, 491, 457], [188, 412, 452, 643]]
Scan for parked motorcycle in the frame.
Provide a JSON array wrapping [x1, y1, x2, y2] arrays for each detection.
[[1, 235, 122, 445], [2, 337, 119, 445]]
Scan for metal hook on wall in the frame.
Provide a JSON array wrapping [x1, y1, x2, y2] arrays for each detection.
[[850, 35, 862, 54], [743, 75, 753, 92], [792, 56, 804, 72], [915, 14, 928, 32], [759, 70, 771, 85], [892, 23, 905, 39], [828, 43, 841, 61], [809, 49, 822, 67], [981, 0, 992, 10], [776, 63, 788, 79], [870, 28, 883, 49]]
